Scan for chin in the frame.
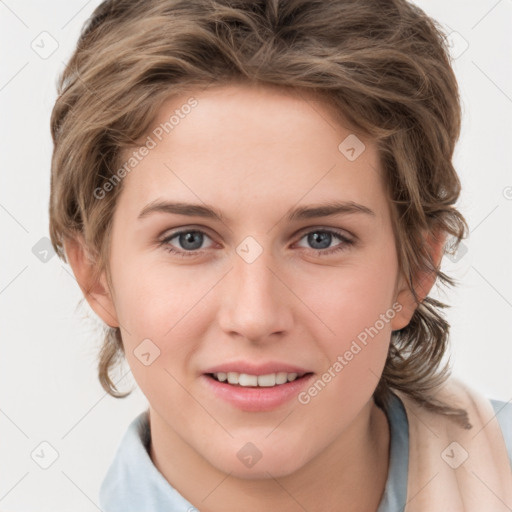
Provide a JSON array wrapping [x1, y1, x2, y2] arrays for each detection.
[[223, 459, 303, 480], [206, 442, 309, 480]]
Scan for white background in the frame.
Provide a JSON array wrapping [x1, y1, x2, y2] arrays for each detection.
[[0, 0, 511, 510]]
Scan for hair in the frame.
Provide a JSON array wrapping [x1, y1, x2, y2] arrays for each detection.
[[49, 0, 471, 427]]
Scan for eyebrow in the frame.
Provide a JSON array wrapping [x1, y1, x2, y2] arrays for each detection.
[[137, 199, 376, 223]]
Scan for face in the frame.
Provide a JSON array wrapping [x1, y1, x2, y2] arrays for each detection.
[[91, 83, 414, 478]]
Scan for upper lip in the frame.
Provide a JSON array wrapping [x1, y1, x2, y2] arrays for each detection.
[[203, 361, 312, 376]]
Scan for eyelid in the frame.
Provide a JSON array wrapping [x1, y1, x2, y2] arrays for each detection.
[[158, 225, 216, 242], [158, 224, 354, 244], [297, 224, 354, 237], [293, 225, 354, 240]]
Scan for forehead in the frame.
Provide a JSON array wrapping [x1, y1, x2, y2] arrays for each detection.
[[116, 83, 388, 221]]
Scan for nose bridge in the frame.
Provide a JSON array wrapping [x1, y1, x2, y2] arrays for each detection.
[[218, 240, 291, 340]]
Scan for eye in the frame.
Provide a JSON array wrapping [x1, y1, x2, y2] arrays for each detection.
[[295, 229, 354, 256], [159, 229, 214, 257], [158, 227, 354, 258]]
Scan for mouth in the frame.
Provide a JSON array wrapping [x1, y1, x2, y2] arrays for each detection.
[[201, 361, 315, 411], [206, 371, 313, 388], [202, 370, 315, 411]]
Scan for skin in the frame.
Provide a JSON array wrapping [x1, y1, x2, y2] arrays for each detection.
[[66, 83, 443, 512]]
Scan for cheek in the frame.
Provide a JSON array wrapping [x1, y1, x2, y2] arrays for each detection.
[[297, 272, 396, 419], [301, 250, 398, 388], [307, 256, 398, 341], [112, 256, 210, 338], [110, 258, 216, 394]]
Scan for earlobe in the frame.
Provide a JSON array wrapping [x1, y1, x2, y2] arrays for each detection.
[[390, 229, 446, 331], [63, 235, 120, 328]]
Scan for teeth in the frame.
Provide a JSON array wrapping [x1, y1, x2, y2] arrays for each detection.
[[257, 374, 276, 387], [227, 372, 239, 385], [212, 371, 303, 387], [238, 373, 258, 386], [275, 372, 288, 384]]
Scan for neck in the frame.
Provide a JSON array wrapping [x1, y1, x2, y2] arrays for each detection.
[[149, 398, 390, 512]]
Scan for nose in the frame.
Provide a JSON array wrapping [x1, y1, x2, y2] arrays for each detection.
[[217, 245, 294, 343]]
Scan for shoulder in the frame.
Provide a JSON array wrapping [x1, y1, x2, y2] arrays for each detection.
[[489, 397, 512, 467], [439, 380, 512, 466], [99, 409, 195, 511], [394, 378, 512, 467], [99, 410, 153, 510]]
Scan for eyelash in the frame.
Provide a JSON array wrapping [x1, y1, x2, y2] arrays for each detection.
[[158, 228, 354, 258]]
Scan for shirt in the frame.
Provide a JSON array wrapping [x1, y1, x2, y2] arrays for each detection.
[[99, 392, 512, 511]]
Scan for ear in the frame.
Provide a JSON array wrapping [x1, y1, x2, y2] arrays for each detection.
[[63, 235, 120, 328], [391, 229, 446, 331]]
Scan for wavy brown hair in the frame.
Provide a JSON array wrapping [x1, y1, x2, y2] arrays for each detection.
[[49, 0, 471, 426]]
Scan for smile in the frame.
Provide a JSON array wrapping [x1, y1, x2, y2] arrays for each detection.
[[210, 371, 309, 387], [202, 372, 315, 412]]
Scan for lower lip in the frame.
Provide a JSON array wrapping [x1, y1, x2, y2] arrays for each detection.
[[201, 373, 315, 412]]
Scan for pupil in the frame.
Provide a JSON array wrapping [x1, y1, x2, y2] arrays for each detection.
[[309, 232, 331, 249], [181, 231, 202, 250]]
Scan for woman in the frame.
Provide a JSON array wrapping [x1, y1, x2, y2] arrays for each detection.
[[49, 0, 512, 510]]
